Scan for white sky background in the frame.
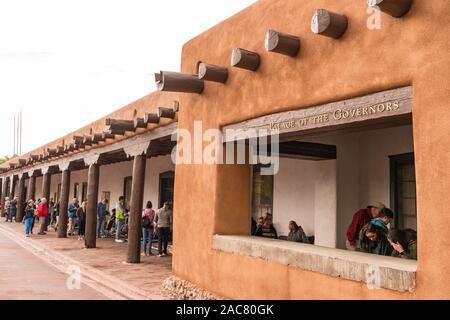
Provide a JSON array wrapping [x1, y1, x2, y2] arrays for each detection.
[[0, 0, 256, 157]]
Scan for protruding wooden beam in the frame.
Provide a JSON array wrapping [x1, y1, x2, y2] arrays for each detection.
[[83, 135, 94, 146], [92, 133, 104, 144], [198, 63, 228, 83], [18, 159, 27, 166], [155, 71, 204, 94], [144, 113, 160, 124], [173, 100, 180, 113], [64, 143, 75, 153], [134, 118, 147, 129], [101, 132, 115, 140], [73, 136, 84, 145], [157, 107, 176, 120], [311, 9, 348, 39], [105, 119, 135, 135], [265, 29, 300, 57], [367, 0, 412, 18], [231, 48, 260, 71], [31, 154, 40, 161]]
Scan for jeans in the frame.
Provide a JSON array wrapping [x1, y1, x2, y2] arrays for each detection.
[[5, 209, 11, 222], [97, 217, 106, 237], [142, 227, 153, 255], [115, 219, 124, 240], [158, 227, 170, 255], [24, 217, 33, 235]]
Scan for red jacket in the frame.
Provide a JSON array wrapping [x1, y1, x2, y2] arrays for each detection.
[[37, 203, 48, 218], [346, 208, 372, 245]]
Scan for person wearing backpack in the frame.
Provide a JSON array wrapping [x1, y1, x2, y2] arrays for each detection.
[[142, 201, 155, 256], [67, 198, 79, 236]]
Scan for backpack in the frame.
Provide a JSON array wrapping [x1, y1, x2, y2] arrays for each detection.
[[142, 215, 151, 229]]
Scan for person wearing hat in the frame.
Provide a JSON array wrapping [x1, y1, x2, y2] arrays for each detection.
[[346, 201, 385, 251]]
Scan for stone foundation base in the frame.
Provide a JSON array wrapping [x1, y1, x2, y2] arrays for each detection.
[[161, 276, 223, 300]]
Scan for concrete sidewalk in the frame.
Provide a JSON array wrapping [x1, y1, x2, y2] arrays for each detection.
[[0, 220, 172, 300]]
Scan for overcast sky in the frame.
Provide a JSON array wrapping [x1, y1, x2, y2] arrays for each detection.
[[0, 0, 256, 157]]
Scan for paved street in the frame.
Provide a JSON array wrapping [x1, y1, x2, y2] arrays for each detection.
[[0, 231, 107, 300]]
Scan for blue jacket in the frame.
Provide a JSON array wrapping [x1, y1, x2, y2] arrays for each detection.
[[97, 202, 107, 218], [68, 203, 78, 218]]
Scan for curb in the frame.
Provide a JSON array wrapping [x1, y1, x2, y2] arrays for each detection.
[[0, 223, 164, 300]]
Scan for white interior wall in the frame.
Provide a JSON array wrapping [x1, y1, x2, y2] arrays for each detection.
[[282, 124, 414, 249]]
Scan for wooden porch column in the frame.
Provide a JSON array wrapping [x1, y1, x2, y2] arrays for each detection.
[[1, 177, 10, 217], [26, 174, 36, 201], [10, 175, 17, 198], [16, 174, 26, 222], [85, 158, 100, 249], [41, 170, 51, 231], [125, 142, 150, 263], [57, 165, 71, 238], [127, 154, 147, 263], [0, 178, 6, 217]]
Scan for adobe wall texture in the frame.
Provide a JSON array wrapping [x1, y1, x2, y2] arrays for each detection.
[[173, 0, 450, 299]]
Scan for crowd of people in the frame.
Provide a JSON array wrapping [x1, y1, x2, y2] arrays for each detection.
[[251, 201, 417, 260], [1, 194, 173, 258]]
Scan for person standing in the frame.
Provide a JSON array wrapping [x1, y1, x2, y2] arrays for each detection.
[[97, 199, 109, 238], [154, 201, 172, 257], [345, 202, 385, 251], [8, 196, 18, 222], [77, 202, 87, 240], [23, 200, 36, 237], [142, 201, 155, 256], [115, 196, 126, 243], [37, 198, 48, 235], [4, 197, 11, 222], [67, 198, 79, 236]]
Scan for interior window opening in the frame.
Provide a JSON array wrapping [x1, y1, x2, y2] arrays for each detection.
[[250, 123, 417, 260]]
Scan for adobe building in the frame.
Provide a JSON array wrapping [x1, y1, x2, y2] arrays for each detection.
[[1, 0, 449, 299]]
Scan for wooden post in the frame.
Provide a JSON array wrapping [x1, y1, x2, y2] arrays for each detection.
[[127, 154, 146, 263], [311, 9, 348, 39], [265, 29, 300, 57], [16, 175, 26, 222], [57, 169, 71, 238], [41, 171, 51, 231], [155, 71, 204, 94], [231, 48, 260, 71], [0, 178, 6, 217], [198, 63, 228, 83], [85, 163, 99, 248], [157, 107, 176, 119], [27, 174, 36, 201], [368, 0, 412, 18], [10, 175, 18, 198]]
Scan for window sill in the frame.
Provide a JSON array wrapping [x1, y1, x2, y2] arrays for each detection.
[[212, 235, 417, 293]]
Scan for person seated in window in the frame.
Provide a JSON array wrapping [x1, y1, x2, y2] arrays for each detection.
[[388, 229, 417, 260], [374, 208, 394, 228], [359, 220, 393, 256], [255, 216, 278, 239], [251, 217, 264, 235], [287, 221, 309, 243]]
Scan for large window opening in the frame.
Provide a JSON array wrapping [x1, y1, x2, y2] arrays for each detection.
[[250, 123, 416, 260]]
